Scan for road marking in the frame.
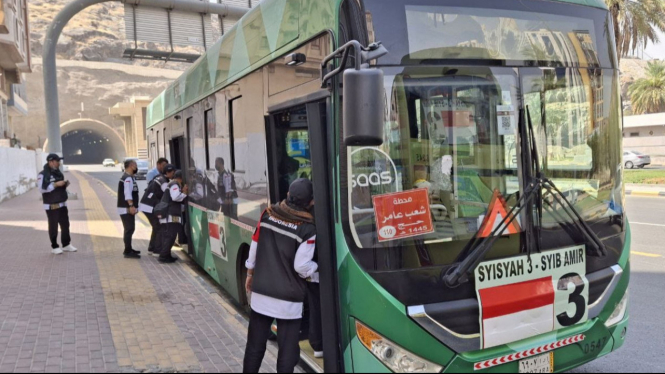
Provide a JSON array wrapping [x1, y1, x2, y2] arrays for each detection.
[[631, 222, 665, 228], [632, 251, 662, 258]]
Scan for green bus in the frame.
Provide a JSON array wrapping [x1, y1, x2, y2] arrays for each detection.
[[145, 0, 630, 372]]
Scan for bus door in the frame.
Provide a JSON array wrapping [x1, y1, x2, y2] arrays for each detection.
[[266, 105, 313, 203], [265, 100, 341, 371]]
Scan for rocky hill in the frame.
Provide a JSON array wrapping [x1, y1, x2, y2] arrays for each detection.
[[28, 0, 221, 70]]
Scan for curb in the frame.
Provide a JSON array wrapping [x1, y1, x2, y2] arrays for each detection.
[[626, 190, 665, 197]]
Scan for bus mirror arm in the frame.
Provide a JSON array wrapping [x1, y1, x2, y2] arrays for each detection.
[[320, 41, 388, 89]]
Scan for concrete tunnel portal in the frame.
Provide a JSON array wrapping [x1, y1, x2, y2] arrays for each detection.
[[43, 119, 126, 164]]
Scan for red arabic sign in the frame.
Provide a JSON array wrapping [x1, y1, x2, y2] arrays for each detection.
[[373, 189, 435, 242]]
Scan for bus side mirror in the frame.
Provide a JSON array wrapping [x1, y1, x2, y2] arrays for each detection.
[[320, 41, 388, 147], [343, 67, 385, 146]]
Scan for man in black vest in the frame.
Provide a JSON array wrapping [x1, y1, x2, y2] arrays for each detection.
[[38, 154, 77, 255], [159, 170, 188, 264], [243, 178, 318, 374], [139, 164, 176, 257], [118, 159, 140, 259]]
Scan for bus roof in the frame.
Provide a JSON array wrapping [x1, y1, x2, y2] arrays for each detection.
[[146, 0, 609, 129]]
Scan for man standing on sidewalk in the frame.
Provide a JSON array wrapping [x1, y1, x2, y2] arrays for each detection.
[[139, 164, 176, 257], [38, 154, 77, 255], [159, 170, 188, 264], [147, 158, 169, 183], [243, 178, 318, 373], [118, 159, 141, 259]]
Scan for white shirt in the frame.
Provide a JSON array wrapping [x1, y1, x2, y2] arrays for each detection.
[[139, 178, 169, 214], [158, 184, 188, 224], [37, 173, 67, 210], [118, 176, 136, 216], [245, 235, 318, 320]]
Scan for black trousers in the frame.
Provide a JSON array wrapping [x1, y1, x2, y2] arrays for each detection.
[[307, 282, 323, 352], [46, 207, 71, 249], [161, 222, 180, 260], [120, 214, 135, 253], [143, 212, 163, 253], [243, 311, 301, 374]]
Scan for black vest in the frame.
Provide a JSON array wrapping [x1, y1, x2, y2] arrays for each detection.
[[140, 174, 168, 208], [252, 211, 317, 303], [117, 173, 139, 208], [39, 170, 68, 205], [161, 180, 186, 218]]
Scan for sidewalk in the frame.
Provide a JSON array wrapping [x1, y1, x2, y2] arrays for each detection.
[[0, 170, 280, 373], [625, 183, 665, 197]]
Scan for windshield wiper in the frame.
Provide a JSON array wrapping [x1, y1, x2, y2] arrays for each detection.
[[444, 107, 607, 287]]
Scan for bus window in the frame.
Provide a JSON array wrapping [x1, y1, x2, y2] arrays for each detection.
[[269, 106, 312, 202], [226, 75, 269, 225]]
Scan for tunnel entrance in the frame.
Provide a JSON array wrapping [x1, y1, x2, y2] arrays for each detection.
[[43, 119, 127, 165], [62, 130, 116, 164]]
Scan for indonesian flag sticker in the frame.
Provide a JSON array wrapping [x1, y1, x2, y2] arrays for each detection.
[[479, 277, 555, 349]]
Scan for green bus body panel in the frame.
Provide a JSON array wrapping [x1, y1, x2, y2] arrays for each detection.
[[188, 205, 254, 303], [147, 0, 338, 128], [145, 0, 608, 128]]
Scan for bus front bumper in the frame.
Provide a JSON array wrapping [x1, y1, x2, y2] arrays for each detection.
[[442, 315, 630, 373]]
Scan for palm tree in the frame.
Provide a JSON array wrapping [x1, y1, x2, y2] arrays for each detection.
[[628, 61, 665, 114], [606, 0, 665, 62]]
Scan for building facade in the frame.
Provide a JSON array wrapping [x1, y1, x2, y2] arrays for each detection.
[[623, 113, 665, 165], [0, 0, 30, 146], [110, 97, 151, 159]]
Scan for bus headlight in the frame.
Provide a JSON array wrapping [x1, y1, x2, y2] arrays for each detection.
[[605, 291, 628, 327], [356, 321, 443, 373]]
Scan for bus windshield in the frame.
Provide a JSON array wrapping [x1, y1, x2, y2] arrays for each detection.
[[342, 0, 624, 307], [363, 0, 615, 68]]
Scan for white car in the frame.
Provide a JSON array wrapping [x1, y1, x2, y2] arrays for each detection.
[[103, 159, 116, 167], [623, 150, 651, 169]]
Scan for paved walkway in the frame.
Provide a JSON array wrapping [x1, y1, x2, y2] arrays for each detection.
[[0, 171, 279, 373]]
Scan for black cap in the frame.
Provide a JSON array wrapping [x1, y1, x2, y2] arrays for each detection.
[[288, 178, 314, 208], [164, 164, 176, 173], [47, 154, 64, 162], [174, 170, 183, 179]]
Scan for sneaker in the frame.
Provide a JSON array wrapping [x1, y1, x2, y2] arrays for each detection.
[[124, 252, 141, 259], [52, 248, 63, 255], [62, 245, 78, 253], [314, 351, 324, 359], [149, 251, 161, 258], [158, 257, 178, 264]]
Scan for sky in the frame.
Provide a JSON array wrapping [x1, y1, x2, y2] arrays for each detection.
[[644, 31, 665, 60]]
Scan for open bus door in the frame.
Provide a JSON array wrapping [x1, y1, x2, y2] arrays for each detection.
[[169, 135, 192, 254], [265, 100, 342, 373]]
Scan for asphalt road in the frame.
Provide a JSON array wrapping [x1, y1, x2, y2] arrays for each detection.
[[572, 196, 665, 373], [71, 165, 665, 373]]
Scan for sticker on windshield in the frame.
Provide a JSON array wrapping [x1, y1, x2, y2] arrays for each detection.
[[475, 246, 588, 349], [497, 105, 516, 136], [373, 189, 435, 242]]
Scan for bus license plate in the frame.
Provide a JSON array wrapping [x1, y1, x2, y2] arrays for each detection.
[[519, 352, 553, 373]]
